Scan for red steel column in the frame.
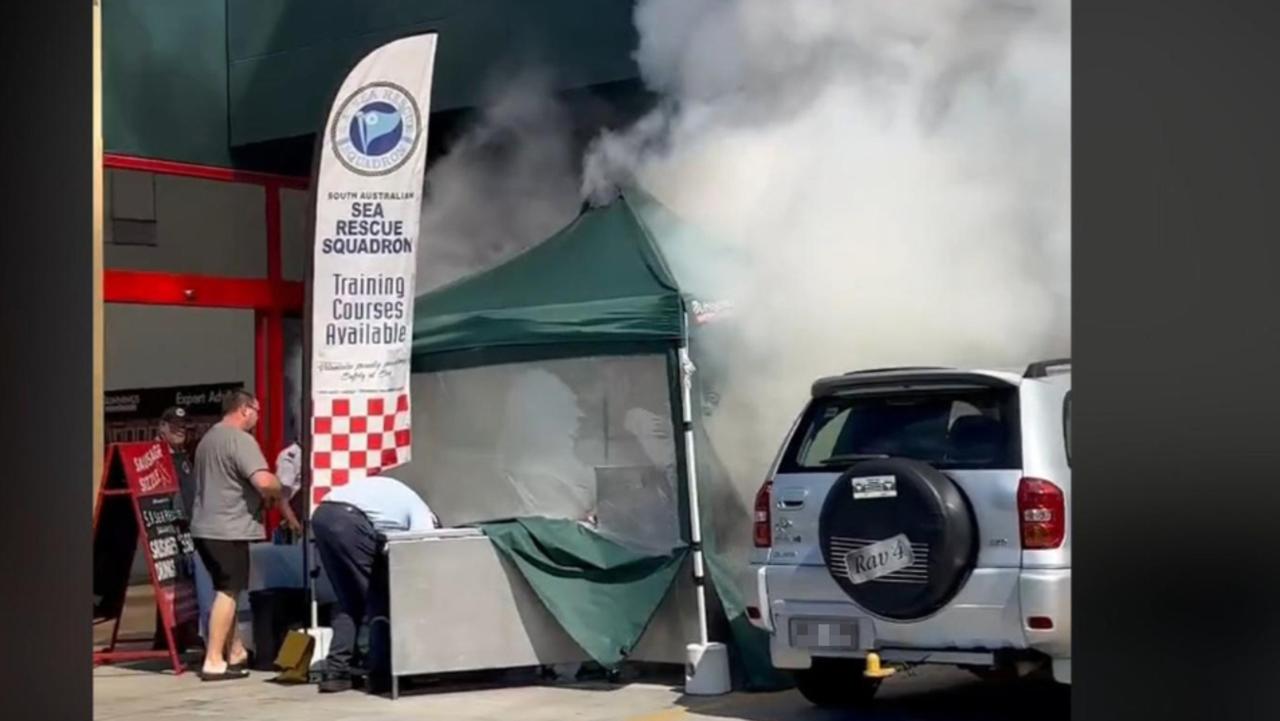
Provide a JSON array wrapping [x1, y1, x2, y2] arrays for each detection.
[[264, 184, 287, 537], [265, 184, 286, 460], [254, 311, 268, 449]]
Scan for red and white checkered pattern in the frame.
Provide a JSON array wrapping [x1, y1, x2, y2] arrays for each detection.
[[310, 392, 412, 508]]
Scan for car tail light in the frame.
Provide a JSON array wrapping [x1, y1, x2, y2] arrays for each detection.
[[1017, 477, 1065, 549], [753, 480, 773, 548]]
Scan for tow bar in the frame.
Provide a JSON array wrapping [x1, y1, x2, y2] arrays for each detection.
[[864, 652, 897, 679]]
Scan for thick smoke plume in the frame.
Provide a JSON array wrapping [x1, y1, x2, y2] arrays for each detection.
[[409, 1, 1070, 592], [584, 0, 1071, 497], [416, 73, 582, 292]]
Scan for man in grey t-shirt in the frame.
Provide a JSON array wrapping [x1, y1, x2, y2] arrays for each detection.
[[190, 390, 284, 680]]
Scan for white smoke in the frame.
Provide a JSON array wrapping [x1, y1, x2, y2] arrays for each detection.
[[584, 0, 1071, 489], [407, 2, 1071, 587], [416, 72, 582, 292]]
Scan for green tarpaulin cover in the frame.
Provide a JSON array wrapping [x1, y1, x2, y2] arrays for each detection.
[[479, 517, 689, 668]]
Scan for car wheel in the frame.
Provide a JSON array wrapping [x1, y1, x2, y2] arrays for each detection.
[[794, 659, 881, 709]]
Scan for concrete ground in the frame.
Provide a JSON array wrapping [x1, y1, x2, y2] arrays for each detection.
[[94, 585, 162, 648], [95, 658, 1069, 721], [95, 585, 1069, 720]]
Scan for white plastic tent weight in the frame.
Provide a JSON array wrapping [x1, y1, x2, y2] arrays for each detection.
[[685, 642, 731, 695]]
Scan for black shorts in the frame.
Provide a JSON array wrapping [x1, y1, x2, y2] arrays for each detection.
[[193, 538, 250, 594]]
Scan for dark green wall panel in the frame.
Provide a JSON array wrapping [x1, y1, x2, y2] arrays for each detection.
[[103, 0, 232, 166], [226, 0, 640, 146], [104, 0, 642, 166]]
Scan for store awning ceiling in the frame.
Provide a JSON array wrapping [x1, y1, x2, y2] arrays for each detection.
[[226, 0, 642, 146], [103, 0, 642, 167]]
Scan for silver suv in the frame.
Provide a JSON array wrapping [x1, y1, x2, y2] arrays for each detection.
[[749, 361, 1071, 708]]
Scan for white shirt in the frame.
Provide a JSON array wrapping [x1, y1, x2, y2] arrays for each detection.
[[275, 443, 302, 500]]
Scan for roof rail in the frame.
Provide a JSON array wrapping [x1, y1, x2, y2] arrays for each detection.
[[843, 366, 949, 376], [1024, 358, 1071, 378]]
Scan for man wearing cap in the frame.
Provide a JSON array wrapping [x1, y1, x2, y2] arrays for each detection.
[[159, 408, 197, 519], [152, 407, 217, 650], [312, 473, 437, 694]]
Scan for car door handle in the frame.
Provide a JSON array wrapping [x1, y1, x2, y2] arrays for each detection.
[[777, 489, 807, 509]]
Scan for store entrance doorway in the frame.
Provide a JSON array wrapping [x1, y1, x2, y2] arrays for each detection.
[[102, 153, 308, 536]]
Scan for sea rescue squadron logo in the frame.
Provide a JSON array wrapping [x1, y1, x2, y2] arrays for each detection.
[[330, 81, 423, 177]]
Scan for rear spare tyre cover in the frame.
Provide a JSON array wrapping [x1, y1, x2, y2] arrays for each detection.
[[818, 458, 977, 621]]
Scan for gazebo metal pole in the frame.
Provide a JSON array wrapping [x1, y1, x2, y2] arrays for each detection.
[[677, 309, 710, 646]]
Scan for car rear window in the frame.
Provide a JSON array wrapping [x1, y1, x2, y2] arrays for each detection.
[[779, 386, 1022, 472]]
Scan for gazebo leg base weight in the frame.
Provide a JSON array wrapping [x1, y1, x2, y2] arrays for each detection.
[[684, 642, 730, 696]]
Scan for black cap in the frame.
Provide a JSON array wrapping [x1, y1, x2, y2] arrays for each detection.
[[160, 407, 188, 426]]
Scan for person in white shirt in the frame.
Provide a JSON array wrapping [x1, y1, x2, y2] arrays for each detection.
[[272, 442, 303, 539], [312, 474, 436, 694]]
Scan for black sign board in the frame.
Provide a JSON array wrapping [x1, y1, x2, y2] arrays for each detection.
[[137, 493, 199, 614], [93, 442, 198, 674]]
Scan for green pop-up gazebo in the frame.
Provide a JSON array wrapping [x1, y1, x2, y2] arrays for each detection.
[[406, 189, 785, 690]]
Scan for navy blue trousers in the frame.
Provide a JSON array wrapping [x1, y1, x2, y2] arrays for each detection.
[[312, 502, 389, 680]]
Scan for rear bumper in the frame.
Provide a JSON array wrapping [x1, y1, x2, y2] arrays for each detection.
[[1019, 568, 1071, 658], [755, 564, 1070, 670]]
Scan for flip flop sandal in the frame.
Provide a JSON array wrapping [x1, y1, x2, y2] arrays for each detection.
[[199, 668, 250, 682], [227, 651, 252, 671]]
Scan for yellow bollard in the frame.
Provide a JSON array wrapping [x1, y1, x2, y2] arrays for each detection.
[[864, 652, 897, 679]]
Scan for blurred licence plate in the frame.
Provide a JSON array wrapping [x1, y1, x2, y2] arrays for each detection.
[[789, 618, 859, 650]]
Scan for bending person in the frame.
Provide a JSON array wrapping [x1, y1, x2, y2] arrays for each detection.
[[312, 473, 436, 694]]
